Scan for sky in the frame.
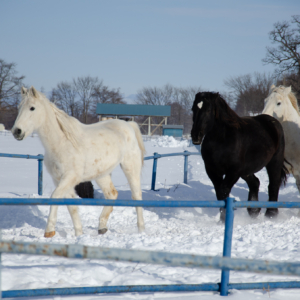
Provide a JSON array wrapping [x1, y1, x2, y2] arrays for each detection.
[[1, 0, 300, 102]]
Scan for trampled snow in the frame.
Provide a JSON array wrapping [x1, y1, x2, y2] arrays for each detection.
[[0, 133, 300, 299]]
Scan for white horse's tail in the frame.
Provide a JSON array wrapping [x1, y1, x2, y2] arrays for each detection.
[[128, 121, 146, 166]]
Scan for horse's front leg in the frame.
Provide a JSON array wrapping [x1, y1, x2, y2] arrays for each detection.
[[44, 205, 58, 238], [44, 174, 82, 238], [216, 172, 240, 223], [205, 167, 226, 222]]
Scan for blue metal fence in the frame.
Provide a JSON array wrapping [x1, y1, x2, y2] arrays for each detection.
[[0, 197, 300, 298], [0, 153, 43, 195], [144, 151, 200, 190]]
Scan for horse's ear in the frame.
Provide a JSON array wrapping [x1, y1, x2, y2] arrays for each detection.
[[29, 86, 39, 98], [21, 87, 27, 95], [269, 84, 276, 94], [284, 86, 292, 95]]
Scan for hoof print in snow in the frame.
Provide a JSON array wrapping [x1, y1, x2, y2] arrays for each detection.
[[98, 228, 108, 235]]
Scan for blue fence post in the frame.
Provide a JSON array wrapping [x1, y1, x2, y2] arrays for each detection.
[[220, 197, 235, 296], [183, 151, 188, 184], [151, 153, 158, 191], [38, 155, 43, 196]]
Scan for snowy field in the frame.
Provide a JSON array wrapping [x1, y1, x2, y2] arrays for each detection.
[[0, 133, 300, 299]]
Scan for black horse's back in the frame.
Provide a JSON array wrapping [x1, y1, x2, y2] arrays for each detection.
[[191, 92, 288, 221]]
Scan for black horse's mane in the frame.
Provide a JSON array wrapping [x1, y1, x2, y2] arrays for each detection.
[[211, 92, 243, 129]]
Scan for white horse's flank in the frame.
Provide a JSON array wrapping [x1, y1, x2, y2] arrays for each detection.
[[12, 86, 145, 237], [262, 85, 300, 191]]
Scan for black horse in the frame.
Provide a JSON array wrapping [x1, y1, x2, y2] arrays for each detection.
[[191, 92, 288, 221]]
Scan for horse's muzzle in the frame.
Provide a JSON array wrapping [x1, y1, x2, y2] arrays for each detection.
[[13, 128, 25, 141]]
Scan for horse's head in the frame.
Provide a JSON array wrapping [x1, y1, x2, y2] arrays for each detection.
[[262, 85, 296, 122], [191, 92, 216, 145], [12, 86, 45, 140]]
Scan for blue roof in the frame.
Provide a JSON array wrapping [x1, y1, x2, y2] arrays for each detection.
[[96, 103, 171, 117]]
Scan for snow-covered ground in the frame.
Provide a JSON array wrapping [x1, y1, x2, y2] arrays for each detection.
[[0, 133, 300, 300]]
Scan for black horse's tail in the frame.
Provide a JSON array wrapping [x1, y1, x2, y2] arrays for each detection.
[[281, 158, 292, 186]]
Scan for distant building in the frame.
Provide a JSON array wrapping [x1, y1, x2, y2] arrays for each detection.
[[162, 125, 184, 137], [96, 103, 171, 136]]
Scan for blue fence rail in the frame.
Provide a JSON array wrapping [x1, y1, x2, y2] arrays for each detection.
[[0, 197, 300, 298], [144, 151, 200, 190], [0, 153, 43, 195], [0, 150, 199, 196]]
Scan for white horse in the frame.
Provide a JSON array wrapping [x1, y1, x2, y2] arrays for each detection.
[[12, 86, 145, 237], [262, 85, 300, 191]]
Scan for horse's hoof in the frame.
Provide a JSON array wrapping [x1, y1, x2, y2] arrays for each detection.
[[138, 226, 145, 233], [98, 228, 108, 235], [247, 207, 261, 218], [265, 208, 279, 218], [44, 231, 55, 238]]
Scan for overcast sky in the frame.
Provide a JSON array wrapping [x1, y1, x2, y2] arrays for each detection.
[[1, 0, 299, 102]]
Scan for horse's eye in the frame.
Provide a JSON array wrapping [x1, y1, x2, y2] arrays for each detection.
[[30, 107, 35, 111], [277, 102, 281, 106]]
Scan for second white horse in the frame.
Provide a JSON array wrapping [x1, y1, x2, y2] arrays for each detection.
[[263, 85, 300, 191]]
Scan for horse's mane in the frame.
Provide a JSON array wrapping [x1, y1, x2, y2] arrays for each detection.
[[48, 102, 81, 148], [212, 93, 242, 128], [272, 86, 300, 116]]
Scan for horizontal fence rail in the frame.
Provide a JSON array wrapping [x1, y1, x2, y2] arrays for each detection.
[[0, 153, 43, 195], [1, 198, 300, 208], [1, 241, 300, 277], [1, 198, 300, 297], [144, 151, 200, 190]]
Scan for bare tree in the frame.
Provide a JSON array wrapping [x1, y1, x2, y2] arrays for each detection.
[[263, 15, 300, 76], [92, 85, 124, 104], [0, 59, 25, 111], [72, 76, 103, 123], [224, 73, 273, 116], [0, 59, 25, 128], [135, 85, 202, 134], [50, 82, 81, 118], [173, 86, 202, 134], [135, 84, 174, 106], [51, 76, 124, 124]]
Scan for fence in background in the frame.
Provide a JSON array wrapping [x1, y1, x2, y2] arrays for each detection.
[[144, 151, 200, 190], [0, 150, 199, 196], [0, 197, 300, 298], [0, 153, 43, 195]]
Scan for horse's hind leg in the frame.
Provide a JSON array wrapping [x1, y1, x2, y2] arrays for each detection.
[[95, 175, 118, 234], [265, 158, 284, 218], [241, 174, 261, 218], [120, 159, 145, 233]]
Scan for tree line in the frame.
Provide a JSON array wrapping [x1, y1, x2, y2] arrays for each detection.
[[1, 15, 299, 133]]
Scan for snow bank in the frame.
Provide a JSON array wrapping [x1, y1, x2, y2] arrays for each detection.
[[152, 136, 189, 147]]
